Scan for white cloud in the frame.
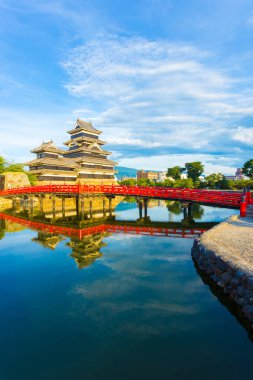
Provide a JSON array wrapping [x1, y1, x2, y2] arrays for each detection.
[[62, 35, 253, 173], [233, 127, 253, 145]]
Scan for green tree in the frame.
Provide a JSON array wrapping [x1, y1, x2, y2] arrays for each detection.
[[205, 173, 223, 188], [185, 162, 204, 182], [4, 163, 24, 172], [137, 178, 156, 186], [242, 159, 253, 178], [218, 176, 229, 189], [0, 156, 5, 173], [174, 178, 194, 188], [119, 178, 137, 186], [158, 178, 175, 187], [167, 166, 184, 180]]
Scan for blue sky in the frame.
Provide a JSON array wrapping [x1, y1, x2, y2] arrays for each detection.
[[1, 0, 253, 174]]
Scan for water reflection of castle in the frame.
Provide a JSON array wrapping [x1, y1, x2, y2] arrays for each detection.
[[0, 199, 215, 270], [67, 233, 108, 269], [31, 229, 110, 269]]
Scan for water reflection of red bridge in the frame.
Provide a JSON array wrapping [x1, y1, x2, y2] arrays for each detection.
[[0, 213, 211, 239]]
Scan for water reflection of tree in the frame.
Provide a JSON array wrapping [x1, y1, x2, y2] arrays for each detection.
[[166, 201, 181, 215], [166, 201, 204, 220], [191, 204, 204, 220], [0, 219, 5, 240]]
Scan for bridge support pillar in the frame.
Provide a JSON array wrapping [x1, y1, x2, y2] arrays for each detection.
[[106, 195, 115, 217], [143, 198, 149, 218], [39, 196, 44, 214], [12, 197, 17, 211], [188, 203, 193, 218], [138, 199, 143, 219], [52, 195, 56, 218], [109, 197, 112, 216], [28, 196, 34, 216], [75, 196, 79, 216], [62, 197, 66, 218], [89, 197, 93, 219], [103, 197, 106, 217], [80, 195, 85, 220]]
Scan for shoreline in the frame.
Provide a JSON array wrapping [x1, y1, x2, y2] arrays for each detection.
[[192, 215, 253, 327]]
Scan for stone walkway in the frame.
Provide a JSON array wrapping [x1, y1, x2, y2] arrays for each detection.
[[200, 215, 253, 274]]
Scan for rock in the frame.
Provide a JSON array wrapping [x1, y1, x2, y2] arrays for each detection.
[[249, 298, 253, 305], [217, 280, 226, 288], [210, 274, 220, 283], [234, 270, 245, 280], [221, 272, 232, 286], [237, 297, 247, 307], [244, 277, 253, 291], [230, 278, 240, 288], [214, 268, 223, 278], [216, 259, 228, 271]]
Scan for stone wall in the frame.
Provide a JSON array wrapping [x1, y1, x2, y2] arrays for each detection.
[[192, 238, 253, 327], [0, 172, 30, 190]]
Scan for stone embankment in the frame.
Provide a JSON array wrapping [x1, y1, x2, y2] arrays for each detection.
[[192, 215, 253, 326]]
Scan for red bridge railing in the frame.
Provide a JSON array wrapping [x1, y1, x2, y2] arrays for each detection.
[[0, 184, 251, 209]]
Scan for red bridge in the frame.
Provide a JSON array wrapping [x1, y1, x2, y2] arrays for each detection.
[[0, 184, 252, 214]]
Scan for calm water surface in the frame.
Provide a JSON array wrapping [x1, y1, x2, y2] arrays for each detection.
[[0, 201, 252, 380]]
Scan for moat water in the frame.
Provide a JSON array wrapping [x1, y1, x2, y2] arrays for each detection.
[[0, 201, 253, 380]]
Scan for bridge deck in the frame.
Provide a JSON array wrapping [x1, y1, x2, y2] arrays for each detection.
[[0, 184, 245, 208]]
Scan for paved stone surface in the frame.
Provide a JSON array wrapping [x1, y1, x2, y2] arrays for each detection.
[[200, 215, 253, 275]]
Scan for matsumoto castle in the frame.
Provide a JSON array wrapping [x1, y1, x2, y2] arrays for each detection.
[[26, 118, 117, 184]]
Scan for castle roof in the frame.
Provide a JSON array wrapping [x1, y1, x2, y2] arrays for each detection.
[[63, 136, 106, 146], [25, 156, 79, 168], [31, 141, 65, 154], [64, 145, 111, 156], [74, 156, 117, 166], [67, 118, 101, 135]]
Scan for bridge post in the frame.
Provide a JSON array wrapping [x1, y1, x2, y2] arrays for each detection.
[[12, 197, 17, 211], [108, 197, 112, 216], [188, 203, 193, 218], [103, 197, 106, 217], [240, 195, 247, 217], [39, 196, 44, 214], [89, 197, 93, 219], [52, 195, 56, 218], [144, 198, 149, 218], [28, 196, 34, 216], [62, 197, 66, 218], [80, 195, 85, 220], [138, 199, 143, 219], [75, 195, 79, 216]]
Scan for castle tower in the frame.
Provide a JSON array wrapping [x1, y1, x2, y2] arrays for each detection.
[[26, 119, 117, 185], [63, 118, 117, 184]]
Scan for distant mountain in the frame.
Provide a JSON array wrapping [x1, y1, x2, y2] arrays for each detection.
[[115, 166, 161, 180], [115, 166, 137, 180]]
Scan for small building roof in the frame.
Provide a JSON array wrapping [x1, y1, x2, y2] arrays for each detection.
[[67, 118, 101, 135], [31, 141, 65, 154]]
